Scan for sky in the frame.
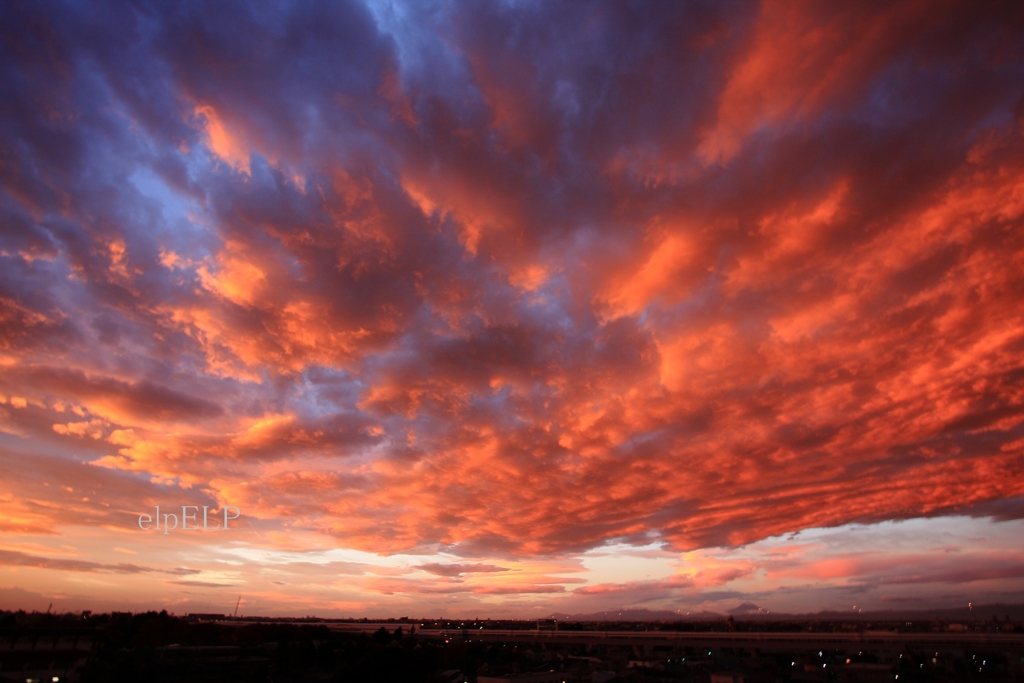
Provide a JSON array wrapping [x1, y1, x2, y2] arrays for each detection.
[[1, 0, 1024, 619]]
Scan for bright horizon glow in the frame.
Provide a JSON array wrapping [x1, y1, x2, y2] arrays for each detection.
[[2, 515, 1022, 617]]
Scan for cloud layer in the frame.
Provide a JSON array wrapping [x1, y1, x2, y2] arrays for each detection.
[[2, 0, 1024, 613]]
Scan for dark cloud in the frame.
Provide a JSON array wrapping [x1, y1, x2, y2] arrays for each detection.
[[0, 548, 199, 576], [964, 496, 1024, 522], [416, 563, 509, 577], [12, 366, 222, 421], [170, 580, 238, 588]]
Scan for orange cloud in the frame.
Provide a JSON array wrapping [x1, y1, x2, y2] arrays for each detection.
[[194, 104, 252, 175]]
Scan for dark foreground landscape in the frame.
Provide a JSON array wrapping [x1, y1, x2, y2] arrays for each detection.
[[2, 607, 1024, 683]]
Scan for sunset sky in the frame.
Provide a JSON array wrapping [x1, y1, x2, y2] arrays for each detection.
[[2, 0, 1024, 618]]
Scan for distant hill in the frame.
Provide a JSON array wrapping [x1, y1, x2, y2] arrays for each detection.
[[796, 603, 1024, 622], [548, 608, 724, 622], [549, 602, 1024, 622], [729, 602, 767, 615]]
